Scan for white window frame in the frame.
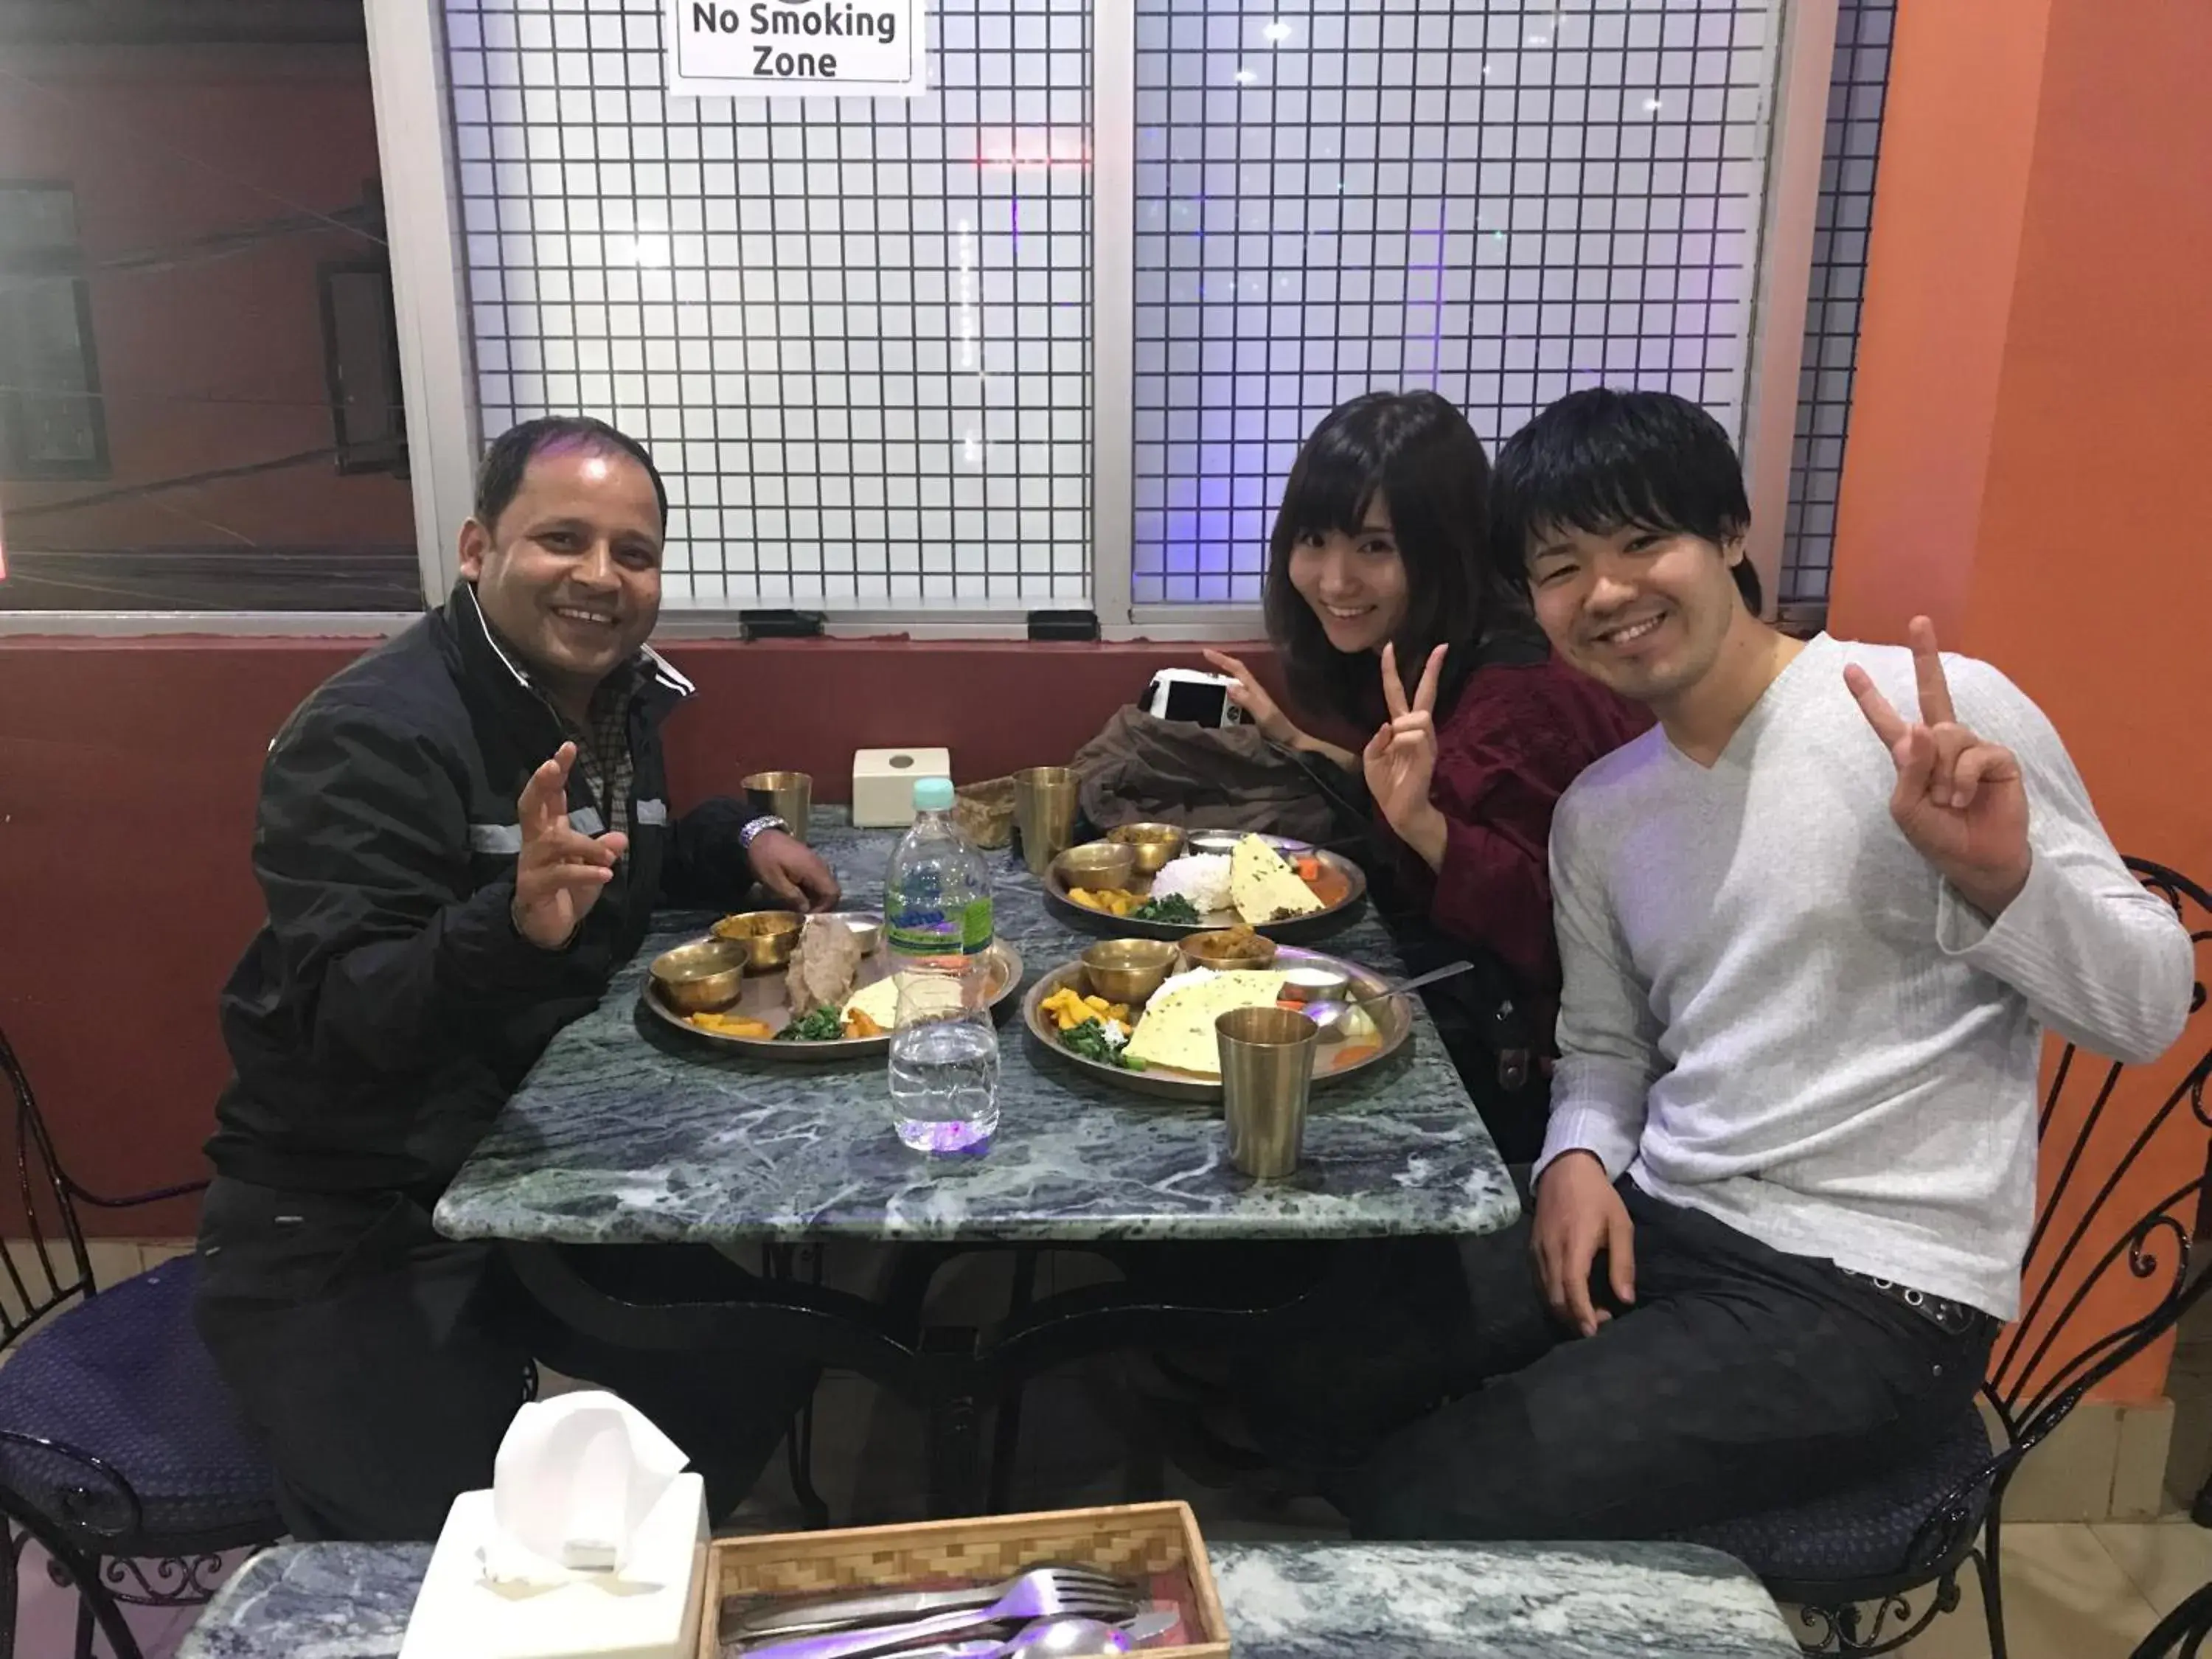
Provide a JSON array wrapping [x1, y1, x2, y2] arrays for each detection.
[[1742, 0, 1843, 624], [1, 0, 1834, 639]]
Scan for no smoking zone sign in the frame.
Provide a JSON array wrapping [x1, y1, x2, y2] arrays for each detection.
[[667, 0, 927, 98]]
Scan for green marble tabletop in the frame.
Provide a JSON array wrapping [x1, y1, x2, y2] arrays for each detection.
[[435, 813, 1517, 1247], [181, 1540, 1798, 1659]]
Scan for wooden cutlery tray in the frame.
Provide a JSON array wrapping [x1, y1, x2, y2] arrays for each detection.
[[704, 1500, 1231, 1658]]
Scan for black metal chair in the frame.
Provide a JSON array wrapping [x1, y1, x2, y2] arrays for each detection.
[[1682, 858, 2212, 1657], [0, 1026, 282, 1659], [2131, 1579, 2212, 1659]]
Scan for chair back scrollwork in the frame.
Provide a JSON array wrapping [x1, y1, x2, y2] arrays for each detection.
[[0, 1025, 97, 1354], [1903, 860, 2212, 1573]]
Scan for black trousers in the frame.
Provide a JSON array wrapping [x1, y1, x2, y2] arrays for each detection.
[[1231, 1182, 1994, 1540], [193, 1177, 818, 1543]]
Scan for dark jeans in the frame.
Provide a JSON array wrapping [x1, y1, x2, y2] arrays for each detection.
[[1256, 1186, 2000, 1540], [193, 1176, 818, 1543]]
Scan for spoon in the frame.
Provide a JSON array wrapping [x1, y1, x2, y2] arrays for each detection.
[[1298, 959, 1475, 1038], [888, 1611, 1176, 1659], [1007, 1610, 1178, 1655]]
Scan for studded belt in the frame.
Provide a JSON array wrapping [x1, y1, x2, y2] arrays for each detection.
[[1836, 1268, 1984, 1338]]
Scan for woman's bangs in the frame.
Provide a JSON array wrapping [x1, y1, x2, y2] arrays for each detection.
[[1278, 437, 1384, 543]]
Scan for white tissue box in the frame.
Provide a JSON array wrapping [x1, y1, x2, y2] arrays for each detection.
[[852, 746, 952, 827], [398, 1475, 708, 1659]]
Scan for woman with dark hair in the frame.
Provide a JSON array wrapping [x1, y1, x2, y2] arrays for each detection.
[[1206, 392, 1649, 1153]]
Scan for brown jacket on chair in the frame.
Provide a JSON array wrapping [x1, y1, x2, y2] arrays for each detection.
[[1070, 706, 1346, 845]]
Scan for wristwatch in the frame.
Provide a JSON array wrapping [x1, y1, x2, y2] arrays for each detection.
[[739, 815, 790, 849]]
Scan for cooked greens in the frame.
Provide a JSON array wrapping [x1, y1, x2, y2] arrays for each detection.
[[776, 1005, 845, 1043], [1060, 1018, 1144, 1070], [1130, 893, 1202, 926]]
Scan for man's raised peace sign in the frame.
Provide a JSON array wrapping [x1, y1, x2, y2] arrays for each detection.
[[1843, 616, 2032, 917], [511, 741, 629, 950]]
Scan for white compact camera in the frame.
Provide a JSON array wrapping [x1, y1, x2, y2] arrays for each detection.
[[1140, 667, 1245, 728]]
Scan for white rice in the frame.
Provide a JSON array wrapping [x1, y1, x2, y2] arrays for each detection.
[[1150, 852, 1233, 914]]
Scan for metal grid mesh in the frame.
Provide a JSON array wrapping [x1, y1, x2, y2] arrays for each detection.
[[1130, 0, 1775, 605], [442, 0, 1091, 611], [1777, 0, 1892, 609]]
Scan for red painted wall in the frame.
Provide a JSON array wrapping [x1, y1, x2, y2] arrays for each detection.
[[0, 633, 1281, 1234]]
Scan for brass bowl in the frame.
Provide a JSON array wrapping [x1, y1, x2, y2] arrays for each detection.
[[649, 939, 751, 1013], [1185, 830, 1247, 858], [1053, 841, 1139, 894], [815, 912, 885, 956], [1180, 928, 1281, 973], [1081, 937, 1181, 1006], [707, 909, 804, 972], [1107, 821, 1186, 877], [1278, 964, 1352, 1004]]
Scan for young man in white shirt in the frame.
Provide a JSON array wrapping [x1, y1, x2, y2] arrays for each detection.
[[1340, 387, 2195, 1538]]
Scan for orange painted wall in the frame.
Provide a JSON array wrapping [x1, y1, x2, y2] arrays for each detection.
[[1832, 0, 2212, 1401]]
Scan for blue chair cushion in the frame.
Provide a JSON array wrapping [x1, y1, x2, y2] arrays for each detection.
[[0, 1256, 280, 1545], [1677, 1407, 1996, 1587]]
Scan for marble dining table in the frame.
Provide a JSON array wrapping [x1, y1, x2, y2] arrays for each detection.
[[434, 813, 1519, 1251], [179, 1538, 1801, 1659], [428, 810, 1518, 1515]]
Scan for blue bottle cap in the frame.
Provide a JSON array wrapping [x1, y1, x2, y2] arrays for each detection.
[[914, 777, 956, 812]]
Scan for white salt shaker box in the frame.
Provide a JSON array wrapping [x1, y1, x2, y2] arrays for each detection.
[[852, 747, 951, 827]]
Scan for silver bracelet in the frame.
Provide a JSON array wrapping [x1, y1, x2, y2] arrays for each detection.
[[739, 814, 790, 849]]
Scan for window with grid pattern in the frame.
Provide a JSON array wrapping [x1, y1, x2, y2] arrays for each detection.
[[1777, 0, 1891, 611], [1130, 0, 1775, 606], [0, 184, 107, 481], [443, 0, 1091, 611]]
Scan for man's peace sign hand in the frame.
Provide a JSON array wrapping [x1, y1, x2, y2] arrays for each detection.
[[512, 742, 628, 950], [1844, 616, 2031, 917]]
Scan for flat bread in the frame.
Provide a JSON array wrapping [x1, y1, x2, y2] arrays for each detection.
[[787, 916, 863, 1015], [1123, 969, 1288, 1076], [844, 972, 966, 1031], [1230, 835, 1326, 924]]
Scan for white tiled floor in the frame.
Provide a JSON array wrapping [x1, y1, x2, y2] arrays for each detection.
[[2094, 1513, 2212, 1629], [1887, 1520, 2171, 1657]]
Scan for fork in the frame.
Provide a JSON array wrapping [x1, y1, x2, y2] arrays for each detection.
[[728, 1565, 1136, 1642], [737, 1571, 1139, 1659]]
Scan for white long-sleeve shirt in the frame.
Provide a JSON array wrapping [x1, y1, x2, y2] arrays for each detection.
[[1539, 633, 2195, 1318]]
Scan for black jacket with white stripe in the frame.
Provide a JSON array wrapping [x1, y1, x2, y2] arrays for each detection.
[[206, 582, 757, 1197]]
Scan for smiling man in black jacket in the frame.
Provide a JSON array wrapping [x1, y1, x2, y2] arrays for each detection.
[[194, 417, 839, 1541]]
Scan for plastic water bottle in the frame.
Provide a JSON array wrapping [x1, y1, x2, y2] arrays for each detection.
[[886, 987, 1000, 1154], [885, 778, 999, 1152]]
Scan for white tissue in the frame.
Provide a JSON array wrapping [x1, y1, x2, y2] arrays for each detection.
[[476, 1391, 690, 1590]]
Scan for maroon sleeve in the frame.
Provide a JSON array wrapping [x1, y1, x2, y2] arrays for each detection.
[[1380, 663, 1650, 998]]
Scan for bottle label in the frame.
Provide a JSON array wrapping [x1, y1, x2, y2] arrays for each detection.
[[885, 911, 991, 960], [888, 897, 993, 959], [961, 897, 994, 953], [886, 916, 951, 956]]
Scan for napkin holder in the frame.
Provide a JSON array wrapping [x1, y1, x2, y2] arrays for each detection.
[[852, 746, 953, 827], [397, 1474, 708, 1659]]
